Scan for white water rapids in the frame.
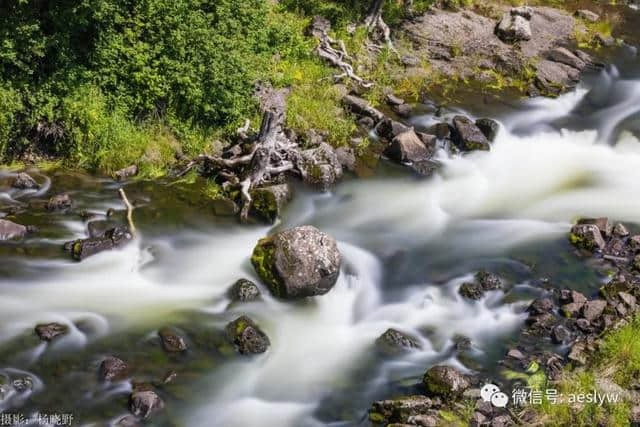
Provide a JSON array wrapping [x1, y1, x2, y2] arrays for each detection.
[[3, 63, 640, 426]]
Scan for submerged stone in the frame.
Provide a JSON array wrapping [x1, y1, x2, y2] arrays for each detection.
[[129, 390, 164, 419], [459, 282, 483, 300], [11, 173, 39, 189], [0, 219, 27, 241], [158, 327, 188, 353], [100, 356, 129, 381], [46, 194, 72, 211], [251, 225, 341, 299], [68, 226, 133, 261], [225, 315, 270, 355]]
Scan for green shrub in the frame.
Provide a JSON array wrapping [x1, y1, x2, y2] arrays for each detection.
[[0, 85, 23, 156]]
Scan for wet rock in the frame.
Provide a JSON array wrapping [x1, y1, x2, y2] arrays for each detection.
[[562, 302, 584, 318], [451, 116, 490, 152], [211, 197, 239, 216], [577, 217, 612, 237], [370, 395, 433, 424], [386, 129, 433, 163], [375, 328, 421, 356], [535, 60, 580, 95], [375, 118, 410, 141], [0, 219, 27, 241], [526, 312, 556, 330], [158, 327, 187, 353], [249, 184, 291, 223], [35, 323, 69, 341], [569, 224, 606, 251], [630, 235, 640, 251], [423, 365, 470, 397], [68, 226, 133, 261], [613, 223, 629, 237], [12, 376, 33, 393], [476, 270, 503, 290], [100, 356, 129, 381], [547, 47, 586, 70], [11, 173, 39, 189], [459, 282, 483, 300], [298, 143, 343, 191], [228, 279, 261, 303], [225, 315, 270, 355], [496, 12, 532, 43], [342, 95, 384, 122], [575, 10, 600, 23], [335, 147, 356, 172], [551, 325, 571, 344], [392, 103, 413, 118], [507, 348, 525, 360], [129, 390, 164, 419], [475, 118, 499, 142], [582, 299, 606, 321], [528, 298, 554, 315], [358, 116, 376, 129], [46, 193, 72, 211], [426, 123, 451, 140], [251, 225, 341, 299], [568, 342, 587, 365], [114, 165, 138, 181], [576, 318, 592, 333]]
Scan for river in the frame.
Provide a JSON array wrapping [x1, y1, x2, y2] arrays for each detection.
[[2, 46, 640, 427]]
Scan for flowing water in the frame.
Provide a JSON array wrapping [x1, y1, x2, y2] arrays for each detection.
[[3, 45, 640, 427]]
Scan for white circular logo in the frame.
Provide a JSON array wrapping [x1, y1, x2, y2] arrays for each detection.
[[480, 383, 500, 403], [491, 391, 509, 408]]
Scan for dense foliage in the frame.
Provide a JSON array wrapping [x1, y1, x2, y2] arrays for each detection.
[[0, 0, 307, 171]]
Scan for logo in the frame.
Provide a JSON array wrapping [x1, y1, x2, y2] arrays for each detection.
[[481, 383, 509, 408]]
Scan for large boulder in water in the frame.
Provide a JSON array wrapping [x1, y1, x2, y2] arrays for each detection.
[[66, 226, 133, 261], [451, 116, 490, 152], [385, 129, 434, 163], [423, 365, 470, 397], [225, 315, 270, 354], [297, 143, 343, 191], [251, 225, 341, 299], [0, 219, 27, 241]]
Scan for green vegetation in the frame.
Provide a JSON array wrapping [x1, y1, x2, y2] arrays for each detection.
[[530, 315, 640, 426]]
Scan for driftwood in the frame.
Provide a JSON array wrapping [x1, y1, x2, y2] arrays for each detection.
[[363, 0, 397, 54], [118, 188, 136, 234]]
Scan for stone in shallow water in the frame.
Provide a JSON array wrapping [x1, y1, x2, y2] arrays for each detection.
[[375, 328, 421, 356], [0, 219, 27, 241], [35, 323, 69, 341], [11, 173, 39, 189], [570, 224, 606, 251], [129, 390, 164, 419], [475, 118, 499, 142], [228, 279, 261, 303], [370, 395, 433, 424], [12, 376, 33, 393], [459, 282, 484, 300], [158, 327, 187, 353], [251, 225, 341, 299], [582, 299, 607, 321], [225, 315, 270, 355], [451, 116, 490, 152], [100, 356, 129, 381], [46, 193, 72, 211], [385, 129, 432, 164], [249, 184, 291, 224]]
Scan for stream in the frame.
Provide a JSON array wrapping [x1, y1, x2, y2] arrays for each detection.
[[3, 46, 640, 427]]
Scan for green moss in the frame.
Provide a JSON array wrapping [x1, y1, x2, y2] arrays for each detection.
[[368, 412, 385, 423], [250, 237, 283, 297], [250, 189, 279, 223]]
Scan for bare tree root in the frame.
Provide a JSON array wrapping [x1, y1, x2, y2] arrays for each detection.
[[364, 0, 398, 54]]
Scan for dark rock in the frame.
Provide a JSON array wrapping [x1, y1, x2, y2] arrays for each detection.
[[411, 159, 440, 176], [370, 395, 432, 424], [577, 217, 612, 237], [114, 165, 138, 181], [375, 328, 421, 356], [225, 315, 270, 355], [475, 118, 499, 142], [630, 235, 640, 251], [129, 390, 164, 419], [11, 173, 39, 189], [475, 399, 494, 416], [582, 300, 606, 321], [100, 356, 129, 381], [12, 376, 33, 393], [526, 313, 556, 329], [46, 194, 72, 211], [386, 129, 432, 163], [0, 219, 27, 241], [158, 327, 187, 353], [613, 223, 629, 237], [496, 12, 532, 43], [68, 226, 133, 261], [528, 298, 554, 315], [451, 116, 490, 151], [491, 415, 513, 427], [562, 302, 584, 318], [298, 143, 343, 191], [570, 224, 606, 251], [576, 318, 592, 332], [342, 95, 384, 122], [633, 255, 640, 271], [358, 116, 376, 129], [251, 225, 341, 299], [459, 282, 483, 300], [375, 118, 410, 141], [511, 6, 533, 20], [551, 325, 571, 344], [392, 103, 413, 118], [426, 122, 451, 140], [35, 323, 68, 341], [228, 279, 261, 302], [249, 184, 291, 223], [423, 365, 470, 397], [575, 10, 599, 22]]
